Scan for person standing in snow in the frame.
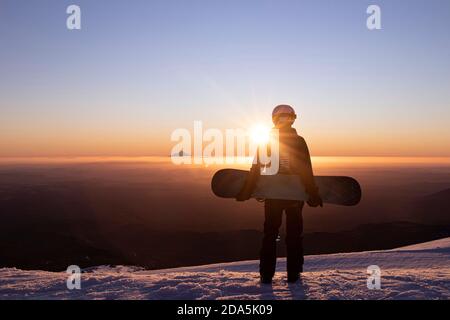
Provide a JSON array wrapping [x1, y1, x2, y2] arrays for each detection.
[[236, 105, 323, 284]]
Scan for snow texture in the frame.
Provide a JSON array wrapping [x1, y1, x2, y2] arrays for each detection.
[[1, 238, 449, 300]]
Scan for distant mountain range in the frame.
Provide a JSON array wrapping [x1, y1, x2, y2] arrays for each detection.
[[1, 220, 448, 271], [412, 188, 450, 224], [1, 162, 449, 271]]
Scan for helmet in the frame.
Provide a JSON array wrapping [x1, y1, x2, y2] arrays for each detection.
[[272, 105, 297, 120]]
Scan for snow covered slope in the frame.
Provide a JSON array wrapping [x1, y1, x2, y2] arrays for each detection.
[[1, 238, 449, 300]]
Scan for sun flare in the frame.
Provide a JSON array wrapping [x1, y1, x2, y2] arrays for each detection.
[[250, 124, 271, 145]]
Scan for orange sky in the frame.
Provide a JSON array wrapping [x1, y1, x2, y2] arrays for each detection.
[[1, 121, 449, 157], [1, 2, 449, 158]]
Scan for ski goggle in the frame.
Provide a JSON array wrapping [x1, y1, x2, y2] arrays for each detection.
[[273, 113, 297, 121]]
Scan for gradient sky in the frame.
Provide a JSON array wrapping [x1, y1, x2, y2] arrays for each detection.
[[1, 0, 449, 157]]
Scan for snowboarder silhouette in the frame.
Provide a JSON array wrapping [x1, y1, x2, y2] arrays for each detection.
[[236, 105, 323, 284]]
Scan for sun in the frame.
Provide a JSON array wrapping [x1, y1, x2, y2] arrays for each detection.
[[250, 124, 271, 145]]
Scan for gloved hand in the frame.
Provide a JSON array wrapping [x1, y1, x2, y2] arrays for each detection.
[[236, 190, 251, 202], [307, 191, 323, 207]]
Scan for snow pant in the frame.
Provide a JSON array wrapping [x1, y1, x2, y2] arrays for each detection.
[[260, 200, 304, 279]]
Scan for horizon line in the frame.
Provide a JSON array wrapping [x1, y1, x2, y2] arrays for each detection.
[[1, 155, 450, 165]]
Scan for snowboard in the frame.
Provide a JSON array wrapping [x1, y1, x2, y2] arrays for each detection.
[[211, 169, 361, 206]]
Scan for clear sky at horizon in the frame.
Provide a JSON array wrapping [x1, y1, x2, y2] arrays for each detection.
[[1, 0, 449, 157]]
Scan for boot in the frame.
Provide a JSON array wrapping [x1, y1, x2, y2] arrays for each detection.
[[260, 276, 273, 284]]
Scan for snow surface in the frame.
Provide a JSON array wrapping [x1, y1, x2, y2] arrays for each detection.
[[1, 238, 449, 300]]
